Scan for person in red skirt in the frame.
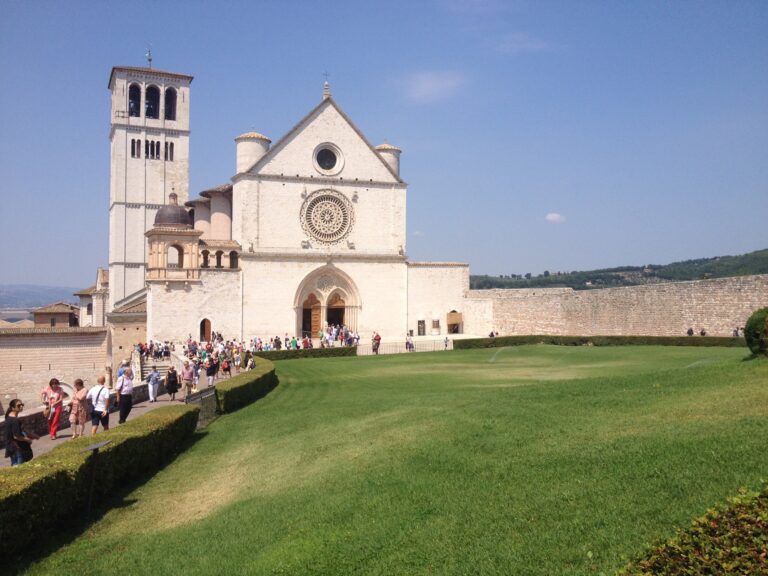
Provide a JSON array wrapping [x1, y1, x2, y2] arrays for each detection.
[[44, 378, 65, 439]]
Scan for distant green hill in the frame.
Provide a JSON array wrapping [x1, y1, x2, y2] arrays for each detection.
[[470, 249, 768, 290]]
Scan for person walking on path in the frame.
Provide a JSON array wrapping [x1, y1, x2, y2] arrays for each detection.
[[146, 365, 161, 403], [45, 378, 65, 440], [205, 360, 216, 388], [116, 367, 134, 424], [180, 360, 194, 398], [165, 365, 180, 402], [87, 376, 110, 435], [4, 399, 38, 466], [69, 379, 88, 438]]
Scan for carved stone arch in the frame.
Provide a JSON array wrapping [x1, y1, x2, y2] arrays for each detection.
[[294, 265, 361, 337]]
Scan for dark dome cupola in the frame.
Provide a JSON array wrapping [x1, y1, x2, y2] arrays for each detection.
[[154, 192, 192, 228]]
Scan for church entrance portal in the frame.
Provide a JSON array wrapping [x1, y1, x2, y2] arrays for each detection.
[[200, 318, 211, 342], [301, 294, 321, 338], [294, 265, 361, 338]]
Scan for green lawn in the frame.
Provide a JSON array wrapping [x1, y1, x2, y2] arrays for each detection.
[[20, 346, 768, 575]]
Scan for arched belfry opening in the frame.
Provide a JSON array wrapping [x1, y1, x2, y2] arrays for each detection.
[[145, 85, 160, 119], [294, 265, 361, 338], [128, 83, 141, 117], [164, 87, 177, 121]]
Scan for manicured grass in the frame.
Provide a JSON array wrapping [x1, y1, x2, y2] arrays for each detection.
[[17, 346, 768, 575]]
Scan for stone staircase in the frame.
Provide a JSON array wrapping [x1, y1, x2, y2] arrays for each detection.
[[140, 359, 172, 382]]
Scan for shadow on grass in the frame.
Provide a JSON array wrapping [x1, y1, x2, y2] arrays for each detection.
[[5, 429, 209, 575]]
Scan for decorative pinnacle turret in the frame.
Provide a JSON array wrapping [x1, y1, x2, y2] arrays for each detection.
[[322, 71, 331, 99]]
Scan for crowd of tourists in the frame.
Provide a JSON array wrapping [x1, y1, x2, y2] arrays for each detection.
[[4, 375, 113, 466]]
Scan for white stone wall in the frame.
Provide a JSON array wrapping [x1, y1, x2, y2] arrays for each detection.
[[407, 263, 469, 335], [147, 270, 242, 342], [209, 194, 232, 240], [235, 179, 406, 256], [238, 258, 408, 339], [258, 102, 397, 183], [467, 275, 768, 337]]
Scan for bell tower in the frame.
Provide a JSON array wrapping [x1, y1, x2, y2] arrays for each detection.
[[107, 64, 193, 310]]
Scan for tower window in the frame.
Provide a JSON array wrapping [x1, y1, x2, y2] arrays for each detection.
[[170, 142, 174, 161], [145, 85, 160, 119], [145, 140, 149, 158], [156, 141, 161, 159], [165, 141, 174, 162], [229, 251, 238, 269], [215, 251, 224, 268], [165, 88, 177, 121], [128, 84, 141, 117]]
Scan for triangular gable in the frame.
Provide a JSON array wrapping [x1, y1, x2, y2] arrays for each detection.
[[241, 97, 403, 184]]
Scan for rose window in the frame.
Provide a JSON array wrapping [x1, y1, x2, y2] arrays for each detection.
[[301, 190, 354, 244]]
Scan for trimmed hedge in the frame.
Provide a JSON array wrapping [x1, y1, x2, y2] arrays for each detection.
[[253, 346, 357, 361], [0, 404, 199, 559], [215, 358, 277, 413], [744, 307, 768, 357], [453, 335, 746, 349], [621, 484, 768, 575]]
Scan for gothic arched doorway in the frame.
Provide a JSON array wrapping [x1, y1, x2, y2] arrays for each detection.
[[301, 293, 321, 338], [293, 264, 361, 338], [327, 293, 345, 326], [200, 318, 211, 342]]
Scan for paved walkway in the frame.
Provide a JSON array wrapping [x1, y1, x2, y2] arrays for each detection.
[[1, 394, 187, 468]]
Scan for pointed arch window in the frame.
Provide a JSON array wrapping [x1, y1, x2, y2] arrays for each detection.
[[165, 88, 177, 121], [128, 84, 141, 117], [145, 85, 160, 119]]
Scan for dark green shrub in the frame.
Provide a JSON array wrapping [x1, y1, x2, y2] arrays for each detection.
[[744, 307, 768, 357], [0, 404, 199, 559], [215, 359, 277, 413], [621, 484, 768, 575], [253, 346, 357, 361], [453, 335, 745, 350]]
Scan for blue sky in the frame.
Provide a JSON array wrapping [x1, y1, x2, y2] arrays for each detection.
[[1, 0, 766, 287]]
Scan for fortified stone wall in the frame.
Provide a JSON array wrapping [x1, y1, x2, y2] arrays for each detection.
[[471, 275, 768, 337], [0, 328, 109, 409]]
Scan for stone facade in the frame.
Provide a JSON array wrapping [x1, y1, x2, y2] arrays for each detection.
[[0, 328, 109, 408], [144, 84, 470, 342], [471, 275, 768, 337]]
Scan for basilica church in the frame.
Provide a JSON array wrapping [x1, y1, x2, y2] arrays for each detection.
[[72, 65, 764, 359], [92, 65, 470, 347]]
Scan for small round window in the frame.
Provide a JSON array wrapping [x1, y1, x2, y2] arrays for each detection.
[[313, 143, 344, 175], [316, 148, 337, 170]]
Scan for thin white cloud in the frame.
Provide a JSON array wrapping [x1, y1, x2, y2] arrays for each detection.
[[496, 32, 549, 55], [413, 230, 425, 237], [404, 71, 466, 103], [545, 212, 565, 224]]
